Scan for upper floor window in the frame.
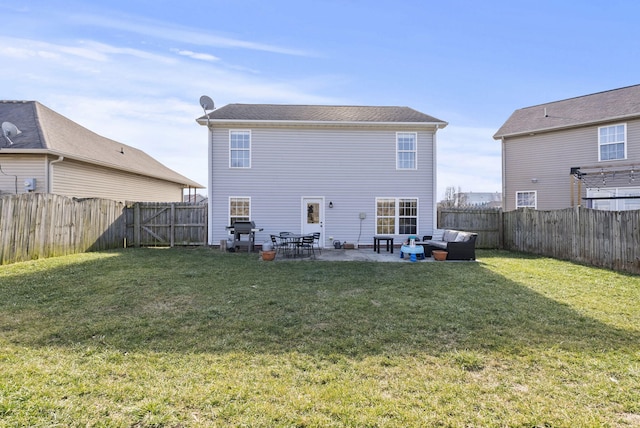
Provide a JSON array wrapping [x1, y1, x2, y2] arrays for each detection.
[[376, 197, 418, 234], [599, 124, 626, 161], [516, 191, 536, 209], [396, 132, 417, 169], [230, 130, 251, 168]]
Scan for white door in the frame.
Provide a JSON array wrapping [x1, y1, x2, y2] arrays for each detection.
[[302, 197, 323, 246]]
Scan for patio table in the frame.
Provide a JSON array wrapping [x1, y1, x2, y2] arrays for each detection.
[[278, 233, 313, 258], [373, 235, 394, 253]]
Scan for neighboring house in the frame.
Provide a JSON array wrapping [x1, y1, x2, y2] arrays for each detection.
[[494, 85, 640, 211], [197, 104, 447, 248], [184, 193, 208, 204], [453, 192, 502, 208], [0, 100, 202, 202]]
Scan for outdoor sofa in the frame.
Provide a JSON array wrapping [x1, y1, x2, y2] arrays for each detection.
[[420, 229, 477, 260]]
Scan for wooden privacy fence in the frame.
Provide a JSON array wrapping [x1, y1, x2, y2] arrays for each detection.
[[503, 207, 640, 274], [3, 195, 639, 274], [0, 194, 126, 264], [439, 207, 640, 274], [125, 202, 207, 247], [438, 208, 502, 249], [0, 195, 208, 265]]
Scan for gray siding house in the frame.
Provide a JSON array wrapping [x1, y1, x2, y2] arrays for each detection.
[[197, 104, 447, 248], [0, 100, 202, 202], [494, 85, 640, 211]]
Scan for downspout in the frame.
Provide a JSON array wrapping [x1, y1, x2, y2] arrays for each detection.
[[47, 155, 64, 193], [501, 138, 507, 211], [432, 126, 439, 233], [207, 125, 214, 245]]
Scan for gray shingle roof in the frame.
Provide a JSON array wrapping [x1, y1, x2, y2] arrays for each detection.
[[494, 84, 640, 139], [201, 104, 447, 125], [0, 101, 202, 188]]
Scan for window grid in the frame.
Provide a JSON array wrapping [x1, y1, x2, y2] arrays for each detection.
[[398, 199, 418, 234], [230, 131, 251, 168], [229, 197, 250, 226], [396, 132, 417, 169], [516, 191, 536, 209], [376, 198, 396, 234], [599, 124, 626, 161], [376, 198, 418, 234]]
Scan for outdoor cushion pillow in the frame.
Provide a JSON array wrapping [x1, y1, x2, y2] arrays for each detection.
[[454, 233, 468, 242], [443, 230, 458, 242], [431, 230, 445, 241]]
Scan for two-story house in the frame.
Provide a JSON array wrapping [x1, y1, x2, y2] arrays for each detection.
[[197, 104, 447, 248], [0, 100, 202, 202], [494, 85, 640, 211]]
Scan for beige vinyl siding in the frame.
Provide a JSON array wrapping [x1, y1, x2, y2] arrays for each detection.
[[503, 118, 640, 210], [51, 158, 184, 202], [209, 125, 436, 246], [0, 155, 47, 195]]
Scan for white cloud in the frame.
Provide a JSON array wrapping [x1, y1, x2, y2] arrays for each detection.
[[0, 30, 337, 193], [171, 49, 219, 62], [0, 5, 502, 200], [70, 13, 313, 57]]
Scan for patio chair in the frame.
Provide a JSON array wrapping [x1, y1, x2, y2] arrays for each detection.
[[312, 232, 322, 254], [270, 235, 287, 256], [297, 235, 316, 258]]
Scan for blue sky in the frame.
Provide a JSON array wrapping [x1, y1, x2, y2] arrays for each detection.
[[2, 0, 640, 199]]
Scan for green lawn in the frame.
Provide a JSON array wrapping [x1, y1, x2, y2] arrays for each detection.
[[1, 248, 639, 427]]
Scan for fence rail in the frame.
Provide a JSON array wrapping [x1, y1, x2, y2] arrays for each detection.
[[0, 194, 126, 264]]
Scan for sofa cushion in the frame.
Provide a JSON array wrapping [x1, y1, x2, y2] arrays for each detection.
[[424, 240, 447, 249], [443, 230, 458, 242], [431, 229, 444, 241], [454, 233, 468, 242]]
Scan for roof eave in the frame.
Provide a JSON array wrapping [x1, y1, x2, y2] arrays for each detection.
[[196, 118, 448, 129], [1, 148, 204, 188], [494, 112, 640, 140]]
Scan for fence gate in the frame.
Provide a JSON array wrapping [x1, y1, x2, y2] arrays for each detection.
[[126, 202, 207, 247]]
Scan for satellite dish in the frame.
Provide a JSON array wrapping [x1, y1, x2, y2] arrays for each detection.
[[2, 122, 22, 145], [199, 95, 215, 111]]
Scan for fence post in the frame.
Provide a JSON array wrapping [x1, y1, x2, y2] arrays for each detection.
[[134, 203, 141, 248], [170, 203, 175, 248], [498, 209, 504, 249]]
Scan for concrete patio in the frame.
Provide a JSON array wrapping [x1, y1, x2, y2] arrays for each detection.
[[269, 247, 438, 262]]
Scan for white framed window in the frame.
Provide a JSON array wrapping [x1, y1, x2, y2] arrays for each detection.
[[396, 132, 417, 170], [587, 187, 640, 211], [515, 191, 536, 209], [376, 197, 418, 234], [598, 124, 626, 161], [230, 130, 251, 168], [229, 197, 250, 225]]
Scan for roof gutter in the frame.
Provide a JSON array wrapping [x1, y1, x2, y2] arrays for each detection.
[[196, 118, 448, 129]]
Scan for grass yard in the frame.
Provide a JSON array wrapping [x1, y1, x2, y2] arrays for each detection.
[[1, 248, 639, 427]]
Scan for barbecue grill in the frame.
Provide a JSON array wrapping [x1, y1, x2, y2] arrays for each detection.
[[227, 220, 261, 252]]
